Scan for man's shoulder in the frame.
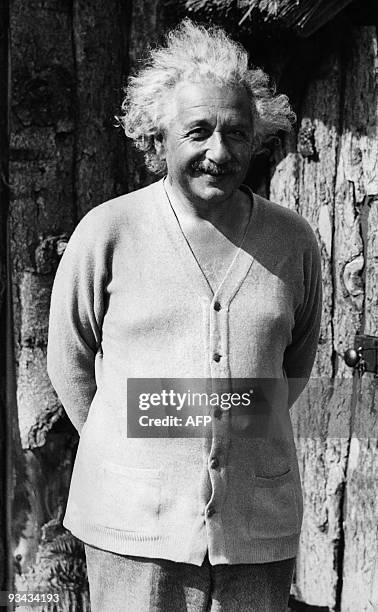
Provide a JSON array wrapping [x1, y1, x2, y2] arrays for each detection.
[[68, 180, 163, 251], [253, 192, 318, 253], [80, 179, 162, 228]]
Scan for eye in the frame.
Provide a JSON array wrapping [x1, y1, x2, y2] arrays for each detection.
[[228, 129, 246, 139], [188, 127, 209, 139]]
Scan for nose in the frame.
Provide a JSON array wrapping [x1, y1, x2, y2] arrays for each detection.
[[206, 131, 232, 164]]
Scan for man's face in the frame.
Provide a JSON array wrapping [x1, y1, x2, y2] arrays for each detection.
[[157, 80, 254, 206]]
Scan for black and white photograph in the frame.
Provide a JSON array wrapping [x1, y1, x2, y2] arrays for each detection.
[[0, 1, 377, 610]]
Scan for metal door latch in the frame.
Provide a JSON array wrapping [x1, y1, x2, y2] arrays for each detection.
[[344, 334, 378, 377]]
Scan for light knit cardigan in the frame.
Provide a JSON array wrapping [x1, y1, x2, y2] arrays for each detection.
[[47, 178, 322, 565]]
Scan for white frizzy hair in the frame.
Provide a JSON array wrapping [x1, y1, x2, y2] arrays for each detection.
[[117, 19, 296, 174]]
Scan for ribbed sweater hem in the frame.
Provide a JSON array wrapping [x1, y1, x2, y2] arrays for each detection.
[[63, 514, 299, 565], [64, 514, 207, 565], [222, 533, 300, 564]]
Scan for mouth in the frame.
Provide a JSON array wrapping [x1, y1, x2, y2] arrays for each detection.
[[200, 171, 230, 179]]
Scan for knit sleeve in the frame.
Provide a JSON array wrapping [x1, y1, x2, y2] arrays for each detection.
[[47, 208, 110, 433], [283, 227, 322, 408]]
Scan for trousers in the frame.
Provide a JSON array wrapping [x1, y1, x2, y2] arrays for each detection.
[[84, 544, 295, 612]]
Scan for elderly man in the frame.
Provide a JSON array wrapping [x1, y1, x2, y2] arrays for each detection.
[[47, 19, 322, 612]]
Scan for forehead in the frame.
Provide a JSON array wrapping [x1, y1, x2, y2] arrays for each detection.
[[168, 80, 253, 127]]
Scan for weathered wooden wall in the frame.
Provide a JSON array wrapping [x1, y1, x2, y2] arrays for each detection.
[[7, 0, 161, 607], [0, 0, 9, 594], [271, 25, 378, 612], [335, 26, 377, 612]]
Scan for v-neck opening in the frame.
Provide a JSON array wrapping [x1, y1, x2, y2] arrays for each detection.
[[155, 179, 259, 305]]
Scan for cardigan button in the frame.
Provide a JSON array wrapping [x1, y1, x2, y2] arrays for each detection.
[[213, 353, 221, 362], [214, 301, 221, 311], [206, 506, 216, 518], [210, 457, 219, 469]]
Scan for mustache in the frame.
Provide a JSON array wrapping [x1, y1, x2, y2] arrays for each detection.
[[191, 160, 241, 176]]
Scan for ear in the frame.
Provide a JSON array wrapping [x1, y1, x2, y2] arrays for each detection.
[[154, 133, 166, 160]]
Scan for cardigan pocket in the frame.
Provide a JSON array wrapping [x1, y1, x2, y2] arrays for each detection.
[[249, 469, 300, 537], [93, 460, 161, 532], [254, 468, 293, 488]]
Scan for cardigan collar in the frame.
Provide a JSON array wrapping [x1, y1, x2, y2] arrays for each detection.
[[153, 178, 265, 308]]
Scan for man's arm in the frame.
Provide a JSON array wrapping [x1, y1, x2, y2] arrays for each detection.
[[284, 229, 323, 408], [47, 209, 109, 433]]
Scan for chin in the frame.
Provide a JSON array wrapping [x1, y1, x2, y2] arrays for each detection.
[[195, 181, 237, 203], [200, 171, 242, 191], [201, 187, 229, 200]]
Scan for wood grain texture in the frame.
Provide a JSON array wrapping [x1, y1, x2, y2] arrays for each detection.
[[9, 0, 152, 602], [294, 93, 346, 609], [271, 26, 378, 610], [73, 0, 129, 218], [0, 0, 9, 592], [10, 0, 76, 358], [9, 0, 76, 584], [335, 30, 377, 611], [272, 48, 345, 609], [341, 201, 378, 611], [125, 0, 163, 192]]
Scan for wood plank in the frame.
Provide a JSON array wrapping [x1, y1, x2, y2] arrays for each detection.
[[9, 0, 81, 597], [333, 26, 378, 612], [293, 50, 348, 609], [10, 0, 129, 599], [271, 47, 346, 608], [125, 0, 163, 192], [10, 0, 160, 603], [73, 0, 129, 218], [0, 0, 9, 592], [340, 199, 378, 611]]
